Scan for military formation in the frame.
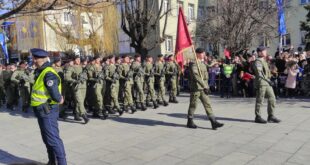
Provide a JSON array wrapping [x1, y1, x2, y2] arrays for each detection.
[[0, 53, 180, 124]]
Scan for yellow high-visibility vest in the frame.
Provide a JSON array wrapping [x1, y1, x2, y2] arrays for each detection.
[[31, 67, 62, 107]]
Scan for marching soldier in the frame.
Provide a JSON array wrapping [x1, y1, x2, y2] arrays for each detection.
[[53, 57, 66, 118], [11, 61, 32, 112], [132, 54, 147, 111], [105, 56, 123, 116], [64, 56, 89, 124], [144, 55, 159, 109], [165, 55, 179, 103], [63, 57, 75, 110], [0, 65, 5, 106], [154, 54, 169, 106], [253, 46, 281, 124], [119, 55, 136, 113], [4, 64, 18, 110], [187, 48, 224, 130], [87, 55, 108, 119]]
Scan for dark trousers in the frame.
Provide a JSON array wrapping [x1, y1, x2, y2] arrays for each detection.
[[221, 77, 232, 97], [33, 104, 67, 165]]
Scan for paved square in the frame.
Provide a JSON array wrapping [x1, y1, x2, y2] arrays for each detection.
[[0, 95, 310, 165]]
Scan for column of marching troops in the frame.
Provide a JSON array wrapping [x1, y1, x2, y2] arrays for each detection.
[[0, 53, 181, 124]]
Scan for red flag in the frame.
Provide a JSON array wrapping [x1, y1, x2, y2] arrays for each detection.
[[175, 7, 193, 71], [224, 48, 231, 59]]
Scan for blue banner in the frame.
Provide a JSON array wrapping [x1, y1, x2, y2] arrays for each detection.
[[0, 33, 8, 62], [276, 0, 287, 35]]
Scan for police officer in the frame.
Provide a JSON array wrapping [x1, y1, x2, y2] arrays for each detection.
[[187, 48, 224, 130], [165, 55, 179, 103], [30, 48, 67, 165], [154, 54, 169, 106], [144, 55, 159, 109], [132, 54, 147, 111], [221, 58, 234, 98], [11, 61, 32, 112], [253, 46, 281, 124]]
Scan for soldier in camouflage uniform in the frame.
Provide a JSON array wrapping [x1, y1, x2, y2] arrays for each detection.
[[105, 56, 123, 116], [119, 55, 136, 113], [144, 55, 159, 109], [0, 65, 6, 107], [4, 64, 18, 110], [63, 58, 75, 110], [87, 55, 108, 119], [187, 48, 224, 130], [53, 57, 66, 119], [252, 46, 281, 124], [154, 54, 168, 106], [165, 55, 179, 103], [11, 61, 33, 112], [132, 54, 147, 111], [64, 56, 89, 124]]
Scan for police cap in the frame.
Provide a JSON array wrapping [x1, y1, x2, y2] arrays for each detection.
[[31, 48, 49, 58]]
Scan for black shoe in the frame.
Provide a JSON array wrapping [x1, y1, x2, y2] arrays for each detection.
[[255, 116, 267, 124], [81, 114, 90, 124], [153, 101, 159, 109], [47, 160, 57, 165], [163, 101, 169, 106], [136, 103, 142, 109], [172, 97, 178, 103], [157, 100, 163, 105], [146, 101, 152, 107], [107, 108, 116, 114], [123, 106, 129, 112], [117, 109, 124, 116], [141, 104, 147, 111], [187, 118, 197, 129], [209, 117, 224, 130], [74, 114, 82, 121], [22, 106, 28, 113], [267, 115, 281, 123], [131, 106, 136, 114], [59, 111, 68, 120]]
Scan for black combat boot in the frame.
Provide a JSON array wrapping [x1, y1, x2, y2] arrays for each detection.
[[22, 105, 28, 113], [267, 115, 281, 123], [163, 101, 169, 106], [171, 97, 179, 103], [107, 107, 116, 114], [131, 105, 136, 114], [81, 114, 89, 124], [136, 102, 142, 109], [209, 116, 224, 130], [187, 118, 197, 129], [146, 101, 152, 107], [59, 110, 68, 120], [117, 108, 124, 116], [74, 114, 82, 121], [153, 101, 159, 109], [169, 96, 173, 103], [141, 104, 147, 111], [157, 100, 163, 105], [255, 116, 267, 124], [123, 106, 129, 112]]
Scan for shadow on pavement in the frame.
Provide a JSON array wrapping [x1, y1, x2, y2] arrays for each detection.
[[0, 107, 35, 119], [158, 113, 254, 123], [0, 149, 44, 165], [110, 116, 196, 128]]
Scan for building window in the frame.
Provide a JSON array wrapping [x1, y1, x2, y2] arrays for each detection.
[[301, 0, 310, 5], [64, 12, 72, 22], [188, 4, 195, 21], [198, 6, 204, 19], [281, 33, 291, 46], [165, 36, 173, 52], [258, 34, 269, 47], [301, 30, 307, 45], [163, 0, 171, 14], [206, 6, 215, 17]]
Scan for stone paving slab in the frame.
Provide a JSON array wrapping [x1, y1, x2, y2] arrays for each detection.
[[0, 95, 310, 165]]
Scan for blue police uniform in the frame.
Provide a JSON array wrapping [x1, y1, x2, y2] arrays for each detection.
[[31, 48, 67, 165]]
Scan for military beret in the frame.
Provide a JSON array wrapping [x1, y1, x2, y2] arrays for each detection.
[[108, 55, 114, 59], [257, 46, 267, 52], [115, 56, 120, 61], [30, 48, 49, 58], [73, 55, 80, 60], [146, 55, 152, 59], [157, 54, 164, 58], [195, 48, 205, 54], [93, 55, 101, 60], [80, 56, 87, 62], [134, 54, 141, 58], [19, 60, 28, 65], [122, 55, 129, 58], [53, 57, 61, 63]]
